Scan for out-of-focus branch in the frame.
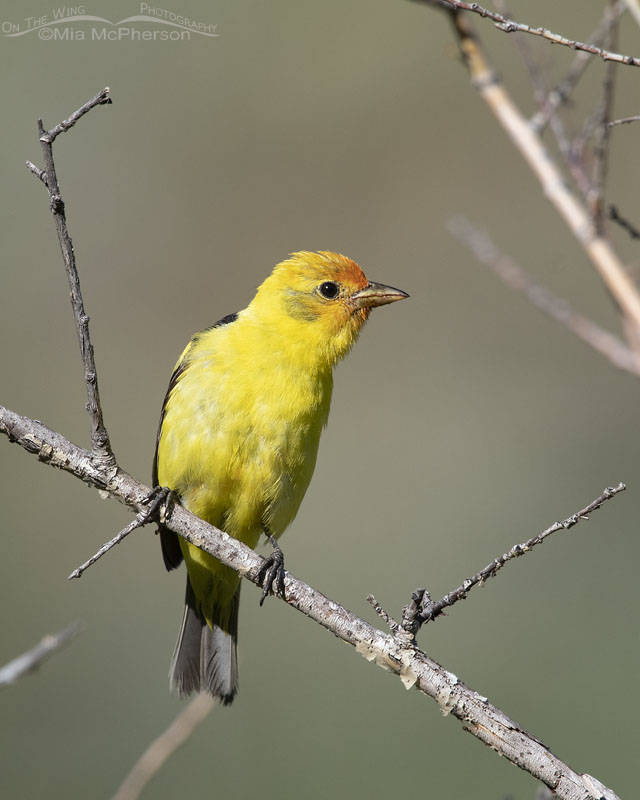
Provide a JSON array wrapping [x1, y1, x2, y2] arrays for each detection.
[[111, 694, 214, 800], [0, 622, 83, 688], [623, 0, 640, 26], [448, 216, 640, 376], [589, 2, 618, 233]]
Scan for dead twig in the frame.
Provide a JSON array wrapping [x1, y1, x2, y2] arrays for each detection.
[[422, 0, 640, 66], [26, 87, 115, 471], [405, 484, 626, 630]]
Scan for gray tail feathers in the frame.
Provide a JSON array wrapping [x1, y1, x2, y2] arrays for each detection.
[[169, 580, 240, 704]]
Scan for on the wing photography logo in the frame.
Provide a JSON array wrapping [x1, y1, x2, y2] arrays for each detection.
[[2, 4, 218, 41]]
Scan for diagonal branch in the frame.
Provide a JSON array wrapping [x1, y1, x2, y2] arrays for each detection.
[[423, 0, 640, 66], [26, 87, 115, 471], [0, 402, 624, 800], [407, 483, 626, 629], [111, 694, 215, 800], [448, 216, 640, 376], [0, 622, 83, 688]]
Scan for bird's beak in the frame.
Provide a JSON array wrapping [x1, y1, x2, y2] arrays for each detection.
[[350, 281, 409, 309]]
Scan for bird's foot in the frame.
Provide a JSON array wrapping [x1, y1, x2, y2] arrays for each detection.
[[257, 533, 286, 606], [143, 485, 177, 525]]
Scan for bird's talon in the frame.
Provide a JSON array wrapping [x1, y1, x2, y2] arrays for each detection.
[[257, 534, 286, 605]]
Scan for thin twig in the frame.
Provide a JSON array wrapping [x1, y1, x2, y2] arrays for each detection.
[[366, 593, 400, 633], [0, 622, 83, 688], [422, 0, 640, 66], [448, 216, 640, 376], [413, 483, 626, 628], [608, 114, 640, 126], [111, 694, 214, 800], [0, 402, 625, 800], [68, 488, 173, 579], [39, 86, 112, 144], [609, 204, 640, 240], [27, 87, 116, 471]]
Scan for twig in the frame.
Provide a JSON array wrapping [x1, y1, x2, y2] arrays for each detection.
[[422, 0, 640, 66], [27, 87, 116, 471], [608, 114, 640, 126], [111, 694, 214, 800], [448, 216, 640, 376], [0, 622, 83, 688], [412, 484, 626, 628], [0, 402, 625, 800], [68, 488, 174, 579], [609, 204, 640, 240], [431, 6, 640, 336]]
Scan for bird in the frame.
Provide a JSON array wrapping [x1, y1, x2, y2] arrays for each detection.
[[153, 250, 408, 703]]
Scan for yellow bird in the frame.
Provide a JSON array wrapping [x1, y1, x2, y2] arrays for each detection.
[[153, 251, 408, 702]]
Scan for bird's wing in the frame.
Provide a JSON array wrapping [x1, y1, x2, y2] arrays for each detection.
[[153, 312, 239, 572]]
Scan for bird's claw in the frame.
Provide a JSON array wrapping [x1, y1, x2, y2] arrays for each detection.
[[143, 486, 177, 525], [257, 534, 286, 606]]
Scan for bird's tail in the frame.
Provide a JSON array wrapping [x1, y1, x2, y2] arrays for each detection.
[[169, 579, 239, 704]]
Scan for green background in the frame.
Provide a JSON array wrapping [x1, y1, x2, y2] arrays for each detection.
[[1, 2, 638, 798]]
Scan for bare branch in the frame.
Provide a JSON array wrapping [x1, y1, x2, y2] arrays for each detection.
[[413, 483, 626, 628], [0, 402, 624, 800], [422, 0, 640, 66], [39, 86, 112, 144], [111, 694, 214, 800], [448, 216, 640, 376], [68, 488, 174, 579], [27, 88, 115, 471], [0, 622, 83, 688], [608, 114, 640, 126]]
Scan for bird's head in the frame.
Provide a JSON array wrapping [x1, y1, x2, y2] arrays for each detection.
[[249, 251, 408, 368]]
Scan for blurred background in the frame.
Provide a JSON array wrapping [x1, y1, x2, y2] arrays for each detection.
[[1, 1, 638, 798]]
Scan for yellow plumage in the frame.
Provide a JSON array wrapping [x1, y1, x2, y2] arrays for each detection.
[[154, 251, 407, 701]]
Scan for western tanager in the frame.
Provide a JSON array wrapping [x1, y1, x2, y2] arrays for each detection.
[[153, 251, 407, 702]]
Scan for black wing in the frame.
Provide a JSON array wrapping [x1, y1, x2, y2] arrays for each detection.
[[153, 313, 239, 571]]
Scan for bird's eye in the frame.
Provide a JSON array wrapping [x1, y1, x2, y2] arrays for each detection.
[[319, 281, 340, 299]]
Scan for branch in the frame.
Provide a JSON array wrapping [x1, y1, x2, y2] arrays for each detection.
[[427, 5, 640, 338], [608, 114, 640, 126], [0, 622, 83, 688], [448, 216, 640, 376], [0, 402, 624, 800], [111, 694, 214, 800], [26, 87, 115, 471], [423, 0, 640, 66], [405, 484, 626, 629]]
